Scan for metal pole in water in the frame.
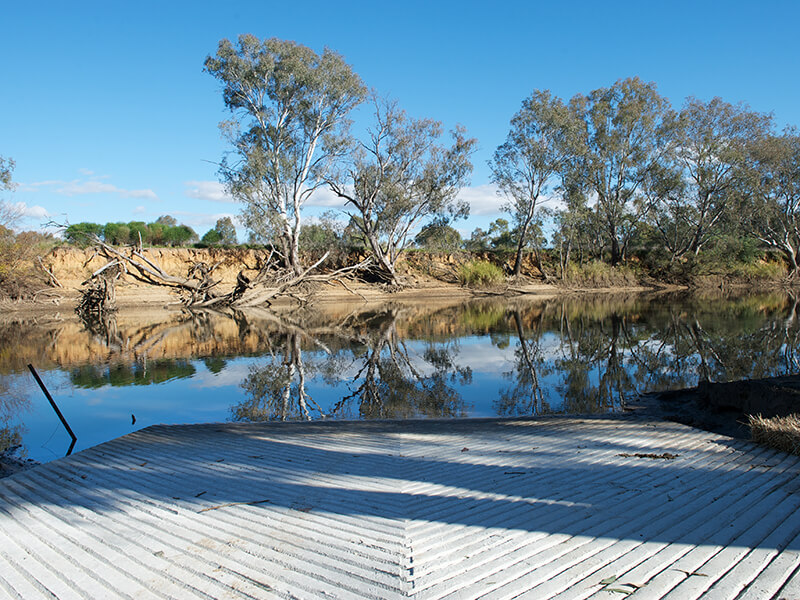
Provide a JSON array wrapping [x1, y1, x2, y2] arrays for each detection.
[[27, 364, 78, 445]]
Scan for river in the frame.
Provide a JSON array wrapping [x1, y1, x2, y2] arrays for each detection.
[[2, 290, 798, 464]]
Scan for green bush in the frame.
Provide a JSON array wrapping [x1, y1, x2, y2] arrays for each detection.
[[458, 260, 505, 288]]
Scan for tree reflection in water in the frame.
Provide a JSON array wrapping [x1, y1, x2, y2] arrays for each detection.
[[235, 331, 324, 421], [3, 290, 800, 445], [494, 310, 550, 416], [233, 308, 471, 421]]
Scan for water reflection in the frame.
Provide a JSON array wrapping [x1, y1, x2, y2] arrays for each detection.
[[70, 359, 197, 388], [2, 291, 800, 461], [232, 308, 472, 421]]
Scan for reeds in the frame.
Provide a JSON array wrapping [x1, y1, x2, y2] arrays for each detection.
[[749, 414, 800, 456]]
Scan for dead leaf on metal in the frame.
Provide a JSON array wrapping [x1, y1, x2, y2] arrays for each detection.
[[197, 499, 271, 513], [618, 452, 679, 460], [599, 575, 617, 585]]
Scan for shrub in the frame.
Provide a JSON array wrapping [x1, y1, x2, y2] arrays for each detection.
[[458, 260, 505, 288], [0, 228, 56, 299], [562, 261, 639, 287]]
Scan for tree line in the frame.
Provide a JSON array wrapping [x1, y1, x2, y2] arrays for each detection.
[[3, 34, 800, 297], [202, 35, 800, 284], [63, 216, 238, 248]]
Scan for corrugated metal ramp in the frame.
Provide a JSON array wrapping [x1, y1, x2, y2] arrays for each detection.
[[1, 417, 800, 599]]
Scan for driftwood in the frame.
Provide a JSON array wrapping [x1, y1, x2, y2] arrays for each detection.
[[77, 235, 372, 309]]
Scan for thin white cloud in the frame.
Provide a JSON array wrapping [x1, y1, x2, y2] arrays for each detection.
[[184, 180, 233, 203], [18, 180, 66, 190], [185, 181, 348, 209], [133, 206, 146, 214], [56, 180, 158, 199], [20, 171, 158, 200], [0, 201, 52, 232], [306, 186, 347, 208], [6, 200, 50, 220], [457, 184, 504, 216]]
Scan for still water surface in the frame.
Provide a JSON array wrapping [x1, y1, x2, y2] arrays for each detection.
[[2, 291, 799, 463]]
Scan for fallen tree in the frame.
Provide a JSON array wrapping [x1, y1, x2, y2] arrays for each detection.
[[76, 235, 371, 311]]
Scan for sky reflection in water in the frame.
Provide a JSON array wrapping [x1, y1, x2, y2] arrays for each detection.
[[2, 291, 799, 463]]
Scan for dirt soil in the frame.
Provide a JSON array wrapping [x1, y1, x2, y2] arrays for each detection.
[[4, 245, 670, 316]]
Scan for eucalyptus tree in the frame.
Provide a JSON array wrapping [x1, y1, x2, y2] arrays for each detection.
[[744, 131, 800, 276], [214, 216, 238, 245], [569, 77, 676, 265], [0, 156, 13, 190], [647, 98, 771, 261], [204, 35, 366, 275], [0, 156, 20, 230], [490, 90, 579, 277], [414, 217, 462, 252], [330, 97, 476, 284]]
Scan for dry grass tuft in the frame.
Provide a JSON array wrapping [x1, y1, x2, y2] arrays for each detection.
[[748, 414, 800, 456]]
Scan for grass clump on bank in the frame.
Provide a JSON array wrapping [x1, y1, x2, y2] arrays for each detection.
[[561, 261, 639, 288], [749, 414, 800, 455], [458, 260, 505, 288]]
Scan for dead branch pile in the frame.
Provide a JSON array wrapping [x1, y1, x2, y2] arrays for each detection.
[[76, 260, 122, 318], [77, 235, 371, 308]]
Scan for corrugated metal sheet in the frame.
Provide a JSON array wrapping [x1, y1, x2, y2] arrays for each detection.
[[1, 417, 798, 599]]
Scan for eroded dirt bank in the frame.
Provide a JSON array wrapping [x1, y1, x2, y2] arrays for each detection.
[[9, 246, 667, 318]]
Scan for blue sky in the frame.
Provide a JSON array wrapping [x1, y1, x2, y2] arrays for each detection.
[[2, 0, 799, 239]]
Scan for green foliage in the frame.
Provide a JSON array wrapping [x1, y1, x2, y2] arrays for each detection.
[[103, 222, 130, 245], [330, 95, 475, 283], [491, 89, 578, 274], [414, 218, 462, 252], [155, 215, 177, 227], [70, 360, 196, 388], [127, 221, 150, 245], [0, 156, 14, 191], [214, 217, 237, 245], [300, 223, 338, 253], [488, 218, 514, 250], [464, 227, 491, 252], [64, 222, 104, 246], [459, 303, 507, 331], [199, 217, 237, 246], [82, 219, 201, 247], [458, 260, 505, 288], [168, 224, 198, 246], [201, 228, 222, 245], [205, 34, 366, 274]]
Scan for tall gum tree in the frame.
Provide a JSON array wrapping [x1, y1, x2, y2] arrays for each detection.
[[570, 77, 676, 265], [647, 97, 771, 260], [329, 97, 476, 285], [490, 90, 579, 278], [745, 131, 800, 276], [204, 35, 366, 275]]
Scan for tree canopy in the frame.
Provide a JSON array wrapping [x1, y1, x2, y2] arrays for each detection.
[[330, 97, 476, 283], [205, 35, 366, 274]]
